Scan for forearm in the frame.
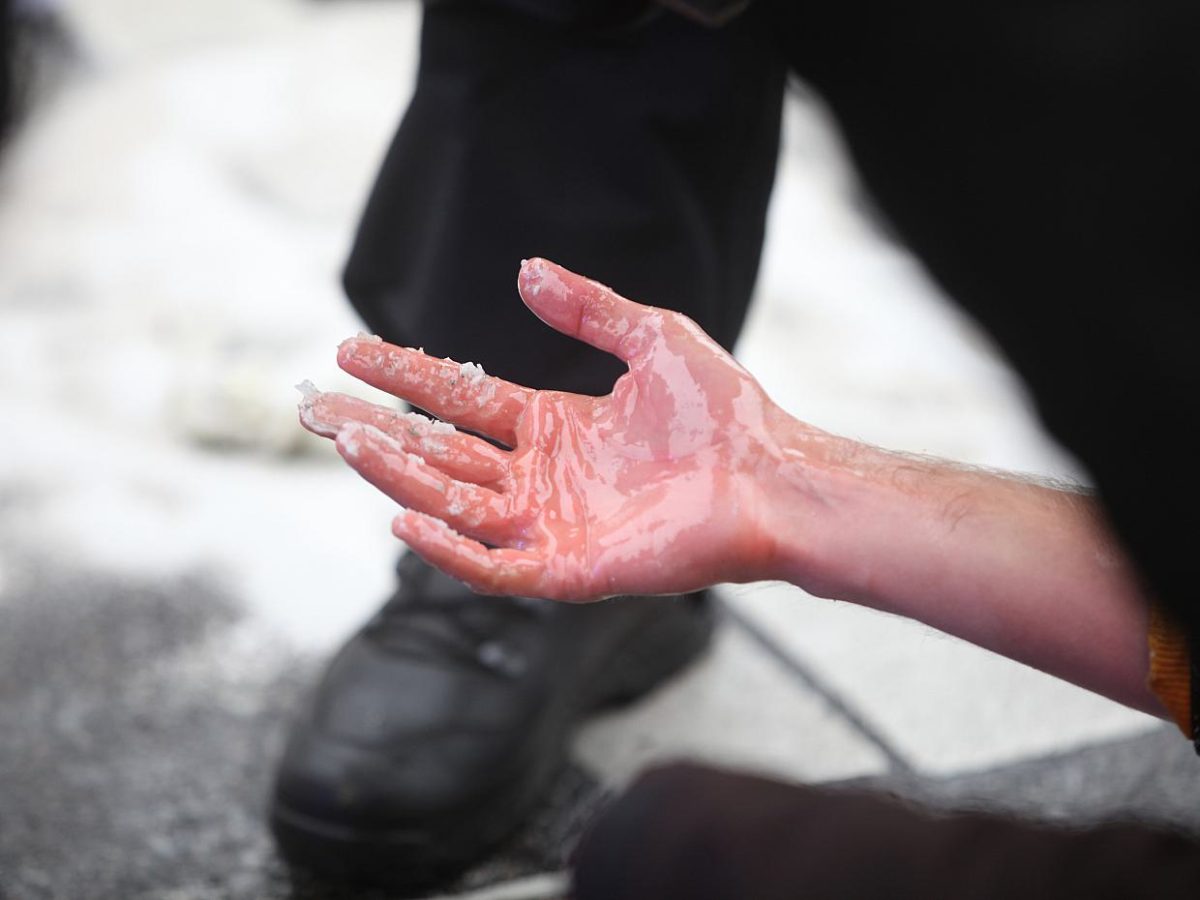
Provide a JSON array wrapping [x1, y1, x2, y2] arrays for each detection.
[[754, 408, 1164, 718]]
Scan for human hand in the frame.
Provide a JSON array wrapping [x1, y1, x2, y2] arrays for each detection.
[[299, 258, 799, 601], [297, 260, 1166, 718]]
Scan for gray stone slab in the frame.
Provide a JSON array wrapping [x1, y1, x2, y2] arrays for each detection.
[[856, 725, 1200, 835], [724, 583, 1159, 776], [573, 620, 889, 789]]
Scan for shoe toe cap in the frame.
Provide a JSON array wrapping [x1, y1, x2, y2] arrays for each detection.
[[272, 725, 525, 829]]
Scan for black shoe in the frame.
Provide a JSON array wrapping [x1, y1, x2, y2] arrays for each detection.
[[269, 553, 715, 890]]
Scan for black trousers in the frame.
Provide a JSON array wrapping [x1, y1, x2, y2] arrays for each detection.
[[344, 2, 784, 398], [343, 4, 1200, 893], [344, 0, 1199, 631]]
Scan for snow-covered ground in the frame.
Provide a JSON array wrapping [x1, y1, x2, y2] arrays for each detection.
[[1, 0, 418, 648], [0, 2, 1170, 897]]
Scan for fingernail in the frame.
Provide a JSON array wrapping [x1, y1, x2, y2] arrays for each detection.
[[295, 379, 320, 399], [296, 381, 325, 430], [521, 259, 546, 296]]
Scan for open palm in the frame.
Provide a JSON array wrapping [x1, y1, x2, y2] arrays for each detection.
[[302, 259, 783, 601]]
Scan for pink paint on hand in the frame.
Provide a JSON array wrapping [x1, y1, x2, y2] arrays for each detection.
[[302, 258, 794, 601]]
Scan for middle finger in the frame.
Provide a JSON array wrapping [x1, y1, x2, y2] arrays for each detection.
[[338, 337, 531, 447]]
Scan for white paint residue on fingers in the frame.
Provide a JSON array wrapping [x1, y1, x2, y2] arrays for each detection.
[[475, 380, 498, 409], [459, 361, 487, 384], [451, 361, 497, 409]]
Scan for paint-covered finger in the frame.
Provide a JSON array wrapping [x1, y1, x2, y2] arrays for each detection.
[[337, 423, 513, 544], [517, 257, 664, 362], [337, 337, 530, 446], [297, 383, 508, 485], [391, 509, 547, 598]]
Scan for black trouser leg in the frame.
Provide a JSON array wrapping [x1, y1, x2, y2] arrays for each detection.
[[342, 3, 786, 397], [773, 0, 1200, 629]]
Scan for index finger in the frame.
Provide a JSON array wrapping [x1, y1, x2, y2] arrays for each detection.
[[517, 258, 663, 362], [338, 337, 531, 447]]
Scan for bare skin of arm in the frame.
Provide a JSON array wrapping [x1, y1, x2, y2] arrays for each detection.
[[300, 257, 1163, 718]]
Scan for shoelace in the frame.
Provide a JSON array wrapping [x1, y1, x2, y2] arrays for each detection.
[[364, 554, 551, 678]]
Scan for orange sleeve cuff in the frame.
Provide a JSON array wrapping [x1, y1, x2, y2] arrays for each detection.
[[1147, 603, 1192, 737]]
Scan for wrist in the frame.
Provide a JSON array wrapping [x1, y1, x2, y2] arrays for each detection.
[[749, 404, 1027, 609], [747, 406, 1160, 713], [744, 404, 879, 597]]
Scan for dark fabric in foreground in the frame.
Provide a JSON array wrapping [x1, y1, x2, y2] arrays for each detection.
[[775, 0, 1200, 640], [574, 764, 1200, 899]]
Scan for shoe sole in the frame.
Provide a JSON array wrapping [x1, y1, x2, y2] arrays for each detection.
[[270, 592, 717, 889]]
